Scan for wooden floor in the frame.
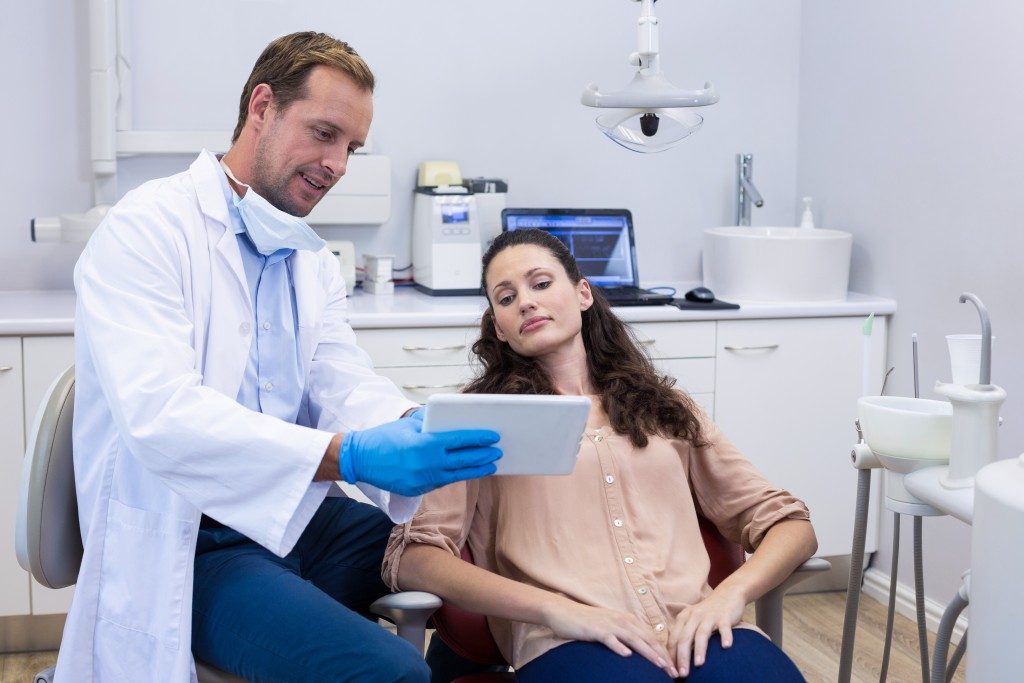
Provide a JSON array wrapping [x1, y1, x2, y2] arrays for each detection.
[[0, 591, 965, 682]]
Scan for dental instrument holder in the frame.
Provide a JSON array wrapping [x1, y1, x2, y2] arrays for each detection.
[[934, 292, 1005, 489]]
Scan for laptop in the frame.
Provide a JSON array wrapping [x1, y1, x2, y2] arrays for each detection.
[[501, 208, 674, 306]]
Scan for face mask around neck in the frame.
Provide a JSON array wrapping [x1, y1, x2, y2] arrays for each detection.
[[220, 160, 326, 256]]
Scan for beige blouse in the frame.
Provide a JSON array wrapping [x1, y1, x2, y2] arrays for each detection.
[[382, 415, 810, 669]]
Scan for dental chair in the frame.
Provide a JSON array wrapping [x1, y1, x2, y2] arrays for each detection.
[[15, 366, 248, 683], [370, 504, 832, 682]]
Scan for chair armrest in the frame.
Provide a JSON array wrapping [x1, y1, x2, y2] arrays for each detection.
[[370, 591, 443, 653], [754, 558, 831, 647]]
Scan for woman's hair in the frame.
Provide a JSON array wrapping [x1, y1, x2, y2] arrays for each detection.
[[464, 229, 706, 449]]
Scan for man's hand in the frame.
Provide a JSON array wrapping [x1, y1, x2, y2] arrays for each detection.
[[339, 413, 501, 496], [667, 587, 746, 676], [542, 597, 678, 678]]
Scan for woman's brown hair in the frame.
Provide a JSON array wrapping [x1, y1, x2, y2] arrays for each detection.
[[464, 229, 706, 449]]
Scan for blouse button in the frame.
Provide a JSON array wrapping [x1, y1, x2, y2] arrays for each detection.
[[613, 519, 624, 528], [605, 475, 615, 484], [594, 434, 604, 442], [655, 623, 666, 632], [637, 587, 648, 595], [624, 557, 635, 564]]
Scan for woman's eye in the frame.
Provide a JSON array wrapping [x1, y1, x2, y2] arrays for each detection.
[[498, 294, 514, 306], [535, 280, 551, 290]]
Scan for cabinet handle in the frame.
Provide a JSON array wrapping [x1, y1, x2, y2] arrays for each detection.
[[402, 383, 465, 390], [402, 344, 466, 352], [723, 344, 780, 352], [0, 365, 12, 372], [637, 338, 656, 346]]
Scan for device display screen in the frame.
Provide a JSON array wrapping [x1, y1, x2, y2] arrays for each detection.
[[504, 213, 634, 286], [441, 205, 470, 224]]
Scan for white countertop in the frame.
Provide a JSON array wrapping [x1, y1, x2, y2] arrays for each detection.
[[0, 287, 897, 335]]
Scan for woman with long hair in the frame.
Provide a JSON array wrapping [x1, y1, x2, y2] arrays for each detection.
[[383, 229, 817, 682]]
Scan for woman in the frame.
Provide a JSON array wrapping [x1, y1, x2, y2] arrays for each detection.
[[383, 229, 817, 682]]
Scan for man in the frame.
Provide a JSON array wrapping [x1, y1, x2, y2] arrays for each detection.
[[61, 32, 500, 682]]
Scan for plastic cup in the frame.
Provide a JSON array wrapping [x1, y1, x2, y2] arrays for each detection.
[[946, 334, 995, 385]]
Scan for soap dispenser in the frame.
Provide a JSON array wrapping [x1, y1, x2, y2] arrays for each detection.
[[799, 197, 815, 229]]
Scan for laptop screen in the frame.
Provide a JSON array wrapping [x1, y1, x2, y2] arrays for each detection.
[[501, 209, 638, 288]]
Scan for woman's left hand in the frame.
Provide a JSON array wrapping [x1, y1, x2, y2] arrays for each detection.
[[666, 588, 746, 677]]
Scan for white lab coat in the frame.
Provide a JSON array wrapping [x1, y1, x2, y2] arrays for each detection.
[[57, 150, 419, 681]]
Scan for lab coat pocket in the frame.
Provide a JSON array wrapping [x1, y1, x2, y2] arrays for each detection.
[[98, 499, 193, 652]]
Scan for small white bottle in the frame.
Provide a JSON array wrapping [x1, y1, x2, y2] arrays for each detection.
[[799, 197, 815, 229]]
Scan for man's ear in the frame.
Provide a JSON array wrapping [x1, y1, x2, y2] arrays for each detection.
[[578, 278, 594, 312], [248, 83, 275, 131]]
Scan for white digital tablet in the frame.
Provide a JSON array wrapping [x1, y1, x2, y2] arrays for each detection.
[[423, 394, 592, 476]]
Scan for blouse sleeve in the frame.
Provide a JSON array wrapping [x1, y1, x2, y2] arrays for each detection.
[[382, 479, 480, 591], [686, 410, 811, 553]]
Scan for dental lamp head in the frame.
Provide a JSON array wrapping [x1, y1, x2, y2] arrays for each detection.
[[582, 0, 718, 153]]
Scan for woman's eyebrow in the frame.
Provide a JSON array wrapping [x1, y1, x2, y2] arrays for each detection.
[[490, 268, 548, 295]]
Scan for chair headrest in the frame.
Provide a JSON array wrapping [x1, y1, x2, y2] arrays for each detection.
[[15, 365, 82, 589]]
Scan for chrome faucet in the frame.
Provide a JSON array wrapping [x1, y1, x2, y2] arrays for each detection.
[[736, 153, 764, 226]]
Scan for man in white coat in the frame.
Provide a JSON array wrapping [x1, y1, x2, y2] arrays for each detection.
[[62, 32, 501, 682]]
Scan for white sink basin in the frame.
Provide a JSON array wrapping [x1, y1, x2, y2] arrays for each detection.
[[702, 227, 853, 303], [858, 396, 953, 470]]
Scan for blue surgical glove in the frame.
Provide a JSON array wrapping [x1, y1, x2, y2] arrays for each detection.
[[339, 415, 501, 496]]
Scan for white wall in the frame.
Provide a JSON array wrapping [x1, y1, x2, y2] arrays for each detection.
[[0, 0, 802, 290], [797, 2, 1024, 605]]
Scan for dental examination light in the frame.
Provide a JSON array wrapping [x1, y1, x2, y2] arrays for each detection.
[[581, 0, 718, 153]]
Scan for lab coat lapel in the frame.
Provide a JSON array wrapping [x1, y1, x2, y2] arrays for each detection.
[[289, 250, 323, 373], [189, 151, 253, 395]]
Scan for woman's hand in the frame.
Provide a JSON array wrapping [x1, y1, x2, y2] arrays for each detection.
[[667, 588, 746, 676], [543, 597, 679, 678]]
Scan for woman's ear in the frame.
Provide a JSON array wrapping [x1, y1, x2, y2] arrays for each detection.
[[486, 309, 508, 342], [578, 279, 594, 312]]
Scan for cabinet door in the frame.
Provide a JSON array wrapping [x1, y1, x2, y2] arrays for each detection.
[[22, 336, 77, 615], [715, 318, 886, 557], [0, 338, 30, 616]]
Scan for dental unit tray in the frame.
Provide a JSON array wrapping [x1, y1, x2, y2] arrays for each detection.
[[422, 394, 591, 476]]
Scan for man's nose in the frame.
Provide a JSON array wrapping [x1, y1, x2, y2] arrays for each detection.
[[322, 153, 347, 180]]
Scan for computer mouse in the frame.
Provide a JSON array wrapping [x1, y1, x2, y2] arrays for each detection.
[[684, 286, 716, 303]]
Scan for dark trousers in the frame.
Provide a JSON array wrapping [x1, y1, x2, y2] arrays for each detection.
[[515, 630, 805, 682], [192, 496, 429, 682]]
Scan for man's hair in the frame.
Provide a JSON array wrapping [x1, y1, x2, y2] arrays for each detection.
[[232, 31, 375, 143]]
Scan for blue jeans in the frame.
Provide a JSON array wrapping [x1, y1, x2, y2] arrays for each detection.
[[515, 630, 805, 682], [192, 496, 429, 682]]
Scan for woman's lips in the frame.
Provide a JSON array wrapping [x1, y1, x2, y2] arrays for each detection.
[[520, 316, 550, 333]]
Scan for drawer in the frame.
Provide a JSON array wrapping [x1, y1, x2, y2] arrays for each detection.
[[356, 327, 480, 368], [627, 321, 716, 359], [376, 365, 478, 402], [652, 357, 716, 395]]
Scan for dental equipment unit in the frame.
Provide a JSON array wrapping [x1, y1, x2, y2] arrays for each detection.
[[839, 292, 1017, 682]]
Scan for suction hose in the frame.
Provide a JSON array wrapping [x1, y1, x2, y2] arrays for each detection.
[[838, 467, 872, 683], [930, 586, 968, 683], [878, 512, 901, 682], [914, 516, 930, 683], [945, 631, 968, 683]]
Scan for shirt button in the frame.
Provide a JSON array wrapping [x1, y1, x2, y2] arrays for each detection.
[[624, 557, 634, 565], [613, 519, 624, 528], [605, 475, 615, 484], [654, 623, 665, 632], [239, 322, 251, 335], [638, 587, 648, 595], [263, 381, 274, 391], [262, 321, 271, 330]]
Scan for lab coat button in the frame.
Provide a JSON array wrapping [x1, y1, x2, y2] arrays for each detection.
[[239, 322, 251, 335], [613, 519, 624, 527]]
